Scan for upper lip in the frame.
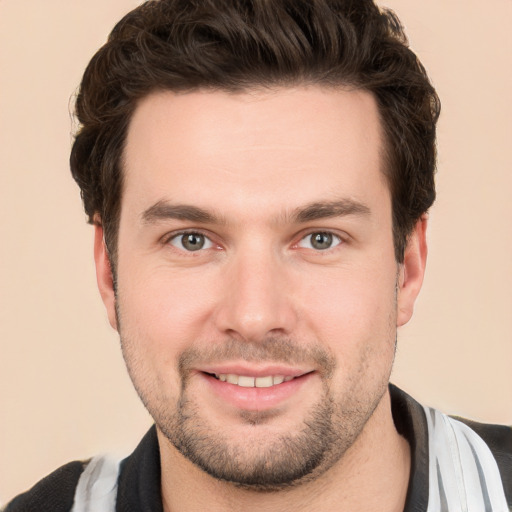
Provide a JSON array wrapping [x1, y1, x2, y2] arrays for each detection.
[[197, 364, 313, 378]]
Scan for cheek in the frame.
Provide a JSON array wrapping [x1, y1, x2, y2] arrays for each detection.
[[299, 273, 397, 398], [299, 265, 397, 348], [116, 264, 218, 352], [115, 270, 201, 404]]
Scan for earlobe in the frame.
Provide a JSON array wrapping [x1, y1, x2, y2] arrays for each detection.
[[397, 215, 428, 327], [93, 223, 118, 331]]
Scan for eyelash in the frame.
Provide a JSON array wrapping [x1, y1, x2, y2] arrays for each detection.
[[163, 230, 216, 252], [162, 229, 347, 255], [296, 231, 344, 251]]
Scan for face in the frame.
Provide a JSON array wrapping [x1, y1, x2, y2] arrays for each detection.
[[95, 86, 425, 489]]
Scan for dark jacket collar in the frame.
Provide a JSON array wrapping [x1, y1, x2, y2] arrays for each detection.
[[389, 384, 430, 511]]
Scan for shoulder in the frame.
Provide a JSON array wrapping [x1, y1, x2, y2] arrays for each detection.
[[389, 385, 512, 510], [454, 416, 512, 504], [3, 460, 87, 512]]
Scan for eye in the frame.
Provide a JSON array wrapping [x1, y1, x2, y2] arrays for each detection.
[[298, 232, 342, 251], [168, 232, 213, 252]]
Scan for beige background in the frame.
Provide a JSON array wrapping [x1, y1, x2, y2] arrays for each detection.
[[1, 0, 511, 504]]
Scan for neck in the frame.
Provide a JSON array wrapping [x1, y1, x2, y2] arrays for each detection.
[[159, 390, 410, 512]]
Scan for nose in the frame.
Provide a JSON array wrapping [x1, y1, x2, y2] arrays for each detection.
[[214, 243, 298, 342]]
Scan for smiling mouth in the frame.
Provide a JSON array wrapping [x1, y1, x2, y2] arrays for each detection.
[[208, 373, 301, 388]]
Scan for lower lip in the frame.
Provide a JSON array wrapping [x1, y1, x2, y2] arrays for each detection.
[[200, 372, 314, 411]]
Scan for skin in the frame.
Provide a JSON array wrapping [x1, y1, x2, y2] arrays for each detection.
[[94, 86, 427, 511]]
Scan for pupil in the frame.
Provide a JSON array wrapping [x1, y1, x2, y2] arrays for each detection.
[[312, 232, 332, 250], [183, 233, 204, 251]]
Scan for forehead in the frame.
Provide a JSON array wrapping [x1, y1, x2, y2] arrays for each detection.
[[122, 86, 388, 219]]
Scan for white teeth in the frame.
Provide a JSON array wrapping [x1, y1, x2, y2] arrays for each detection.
[[255, 376, 273, 388], [215, 374, 293, 387], [238, 376, 255, 387], [226, 374, 238, 385]]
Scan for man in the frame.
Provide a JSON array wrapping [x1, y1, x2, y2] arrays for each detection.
[[4, 0, 511, 510]]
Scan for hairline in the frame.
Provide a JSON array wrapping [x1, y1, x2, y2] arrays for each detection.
[[103, 82, 407, 267]]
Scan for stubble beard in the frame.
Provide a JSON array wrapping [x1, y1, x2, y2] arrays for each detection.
[[119, 334, 391, 491]]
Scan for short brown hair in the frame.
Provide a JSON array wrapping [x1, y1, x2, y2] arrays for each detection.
[[70, 0, 440, 264]]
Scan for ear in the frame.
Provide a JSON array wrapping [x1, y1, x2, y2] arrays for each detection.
[[93, 223, 118, 330], [396, 215, 428, 327]]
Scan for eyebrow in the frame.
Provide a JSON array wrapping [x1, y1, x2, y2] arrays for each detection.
[[141, 201, 225, 225], [292, 199, 371, 223], [141, 198, 371, 226]]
